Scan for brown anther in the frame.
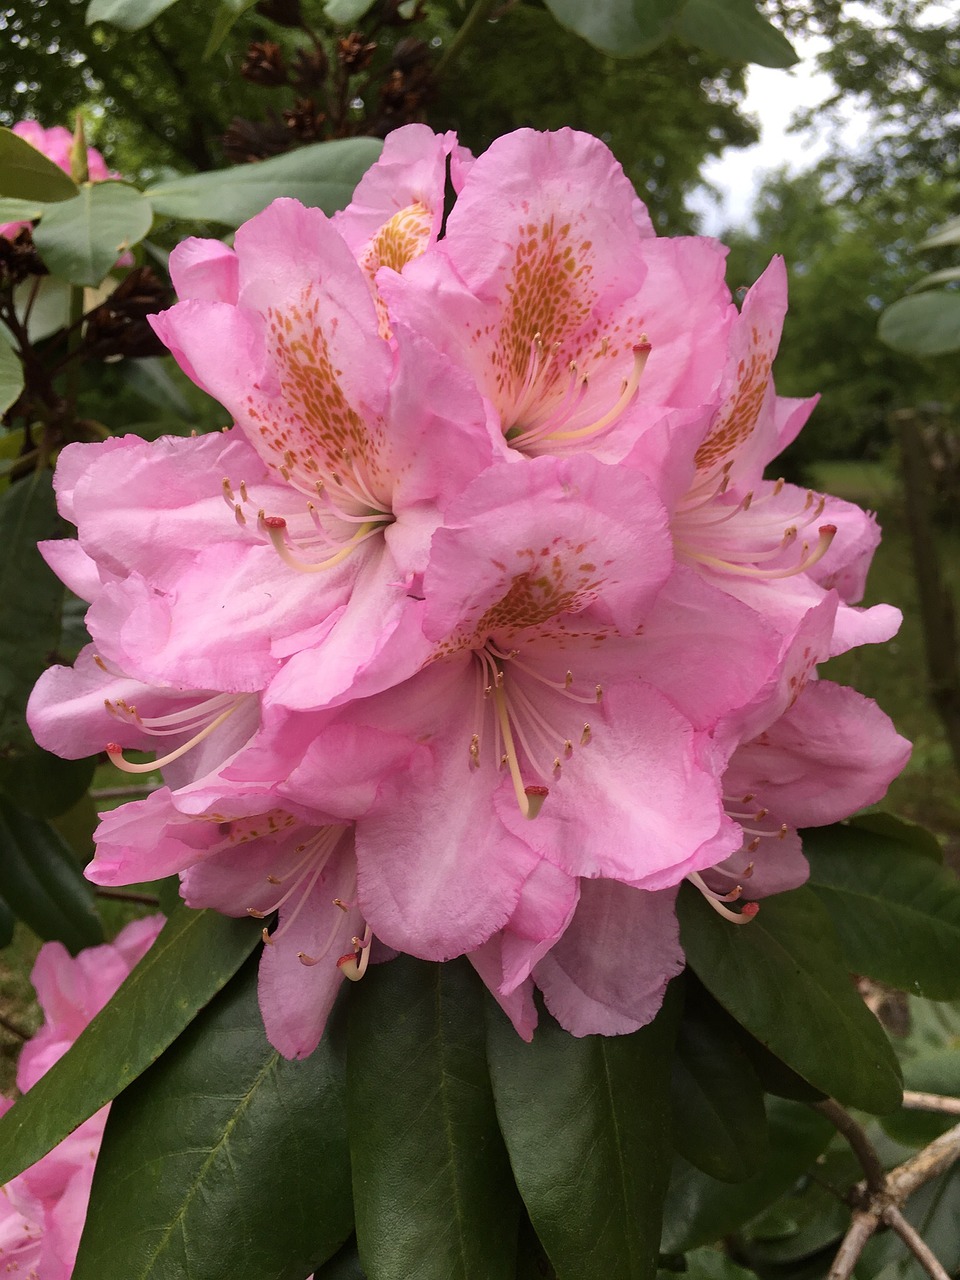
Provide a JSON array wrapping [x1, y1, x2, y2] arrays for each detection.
[[234, 504, 247, 526], [754, 807, 768, 821], [553, 758, 562, 776], [563, 739, 573, 758], [742, 862, 755, 878], [94, 655, 108, 671], [580, 723, 592, 746], [262, 927, 273, 944], [247, 907, 267, 919], [595, 684, 603, 702], [747, 836, 762, 853], [266, 875, 282, 885], [240, 481, 249, 503], [333, 898, 349, 911], [778, 824, 789, 839]]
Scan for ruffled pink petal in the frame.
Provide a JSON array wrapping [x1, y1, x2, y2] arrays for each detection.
[[533, 881, 683, 1036], [469, 939, 539, 1041], [168, 237, 239, 303]]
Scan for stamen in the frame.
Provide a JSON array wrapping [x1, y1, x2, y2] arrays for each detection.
[[105, 699, 244, 774], [688, 871, 759, 925], [260, 514, 379, 573], [335, 921, 373, 981]]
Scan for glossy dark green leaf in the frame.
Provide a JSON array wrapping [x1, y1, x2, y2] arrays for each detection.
[[0, 797, 102, 951], [74, 953, 352, 1279], [33, 182, 153, 286], [348, 956, 519, 1280], [739, 1145, 854, 1265], [732, 1025, 826, 1104], [882, 1050, 960, 1147], [86, 0, 182, 29], [542, 0, 682, 57], [661, 1098, 835, 1253], [0, 904, 260, 1185], [683, 1247, 761, 1280], [0, 747, 96, 818], [674, 0, 797, 66], [879, 291, 960, 356], [146, 138, 382, 226], [804, 821, 960, 999], [0, 333, 23, 415], [677, 884, 902, 1114], [0, 472, 66, 761], [487, 984, 681, 1280], [672, 981, 767, 1182], [0, 127, 79, 202]]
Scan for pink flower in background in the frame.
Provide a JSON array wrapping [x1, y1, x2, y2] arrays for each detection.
[[0, 916, 164, 1279], [1, 121, 113, 239]]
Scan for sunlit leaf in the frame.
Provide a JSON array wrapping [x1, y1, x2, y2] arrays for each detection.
[[33, 182, 153, 286], [0, 128, 78, 202], [0, 905, 260, 1185], [879, 291, 960, 356], [86, 0, 183, 30], [542, 0, 682, 57], [324, 0, 378, 21], [348, 956, 518, 1280], [146, 138, 383, 226], [920, 215, 960, 249], [74, 955, 353, 1279], [674, 0, 797, 67]]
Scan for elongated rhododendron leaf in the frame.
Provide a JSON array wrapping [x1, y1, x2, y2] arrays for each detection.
[[661, 1098, 835, 1253], [0, 333, 23, 416], [0, 905, 260, 1186], [0, 127, 78, 202], [805, 819, 960, 998], [73, 953, 352, 1279], [486, 985, 680, 1280], [0, 798, 103, 952], [146, 138, 383, 225], [347, 956, 519, 1280], [671, 979, 768, 1183], [674, 0, 797, 66], [542, 0, 683, 57], [677, 885, 902, 1114]]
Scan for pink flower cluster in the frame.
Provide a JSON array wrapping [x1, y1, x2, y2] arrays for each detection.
[[28, 126, 909, 1058], [1, 121, 112, 240], [0, 916, 164, 1278]]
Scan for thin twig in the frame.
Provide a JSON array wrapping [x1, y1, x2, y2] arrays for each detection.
[[815, 1099, 887, 1193], [94, 888, 161, 907], [883, 1205, 953, 1280], [828, 1209, 880, 1280], [902, 1090, 960, 1115], [888, 1120, 960, 1201]]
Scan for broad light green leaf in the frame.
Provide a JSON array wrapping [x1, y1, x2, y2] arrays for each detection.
[[672, 981, 767, 1182], [204, 0, 258, 59], [674, 0, 797, 67], [33, 183, 153, 286], [879, 291, 960, 356], [0, 798, 102, 952], [921, 215, 960, 249], [0, 333, 23, 415], [146, 138, 383, 226], [74, 954, 353, 1279], [661, 1098, 834, 1252], [0, 905, 260, 1185], [677, 884, 902, 1114], [487, 984, 681, 1280], [324, 0, 378, 21], [348, 956, 519, 1280], [0, 472, 65, 761], [543, 0, 682, 57], [0, 196, 46, 223], [86, 0, 182, 30], [804, 821, 960, 999], [909, 267, 960, 291], [0, 128, 79, 202]]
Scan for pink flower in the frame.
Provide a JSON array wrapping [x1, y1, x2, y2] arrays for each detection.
[[1, 122, 113, 239], [0, 916, 164, 1279]]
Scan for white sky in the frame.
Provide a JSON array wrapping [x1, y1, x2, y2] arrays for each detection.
[[688, 37, 861, 233]]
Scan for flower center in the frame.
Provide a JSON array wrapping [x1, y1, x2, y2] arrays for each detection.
[[503, 334, 651, 455], [469, 640, 601, 819]]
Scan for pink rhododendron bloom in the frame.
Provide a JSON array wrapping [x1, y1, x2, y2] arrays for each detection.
[[26, 123, 910, 1058], [0, 916, 164, 1278], [1, 121, 112, 239]]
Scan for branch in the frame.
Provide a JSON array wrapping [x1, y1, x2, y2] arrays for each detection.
[[815, 1099, 887, 1193], [887, 1119, 960, 1201], [883, 1205, 953, 1280], [902, 1090, 960, 1116], [828, 1209, 881, 1280]]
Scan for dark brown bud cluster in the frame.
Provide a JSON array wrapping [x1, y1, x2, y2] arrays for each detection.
[[241, 40, 288, 87], [283, 97, 327, 142], [0, 228, 48, 288], [290, 45, 328, 90], [371, 38, 434, 135], [338, 31, 378, 73], [222, 114, 293, 163], [83, 267, 171, 361]]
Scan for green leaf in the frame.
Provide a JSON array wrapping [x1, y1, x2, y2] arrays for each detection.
[[86, 0, 183, 30], [0, 895, 15, 949], [0, 797, 102, 951], [660, 1098, 834, 1252], [0, 748, 96, 819], [0, 905, 260, 1185], [0, 333, 23, 416], [674, 0, 797, 68], [879, 291, 960, 356], [347, 956, 519, 1280], [74, 954, 353, 1279], [677, 884, 903, 1114], [0, 127, 79, 202], [0, 472, 66, 762], [542, 0, 683, 57], [909, 267, 960, 291], [203, 0, 259, 59], [486, 984, 681, 1280], [740, 1145, 853, 1265], [313, 1238, 367, 1280], [805, 821, 960, 998], [32, 183, 153, 287], [672, 980, 768, 1182], [146, 138, 383, 226], [0, 196, 46, 223], [882, 1049, 960, 1147], [920, 215, 960, 249], [324, 0, 378, 21], [684, 1247, 761, 1280]]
